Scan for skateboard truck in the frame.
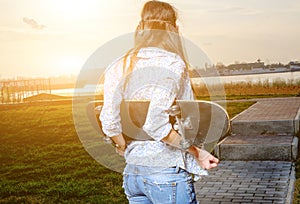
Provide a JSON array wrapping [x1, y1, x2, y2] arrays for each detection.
[[166, 104, 192, 150]]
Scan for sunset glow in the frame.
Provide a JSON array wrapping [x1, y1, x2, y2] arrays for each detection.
[[0, 0, 299, 78], [56, 56, 85, 74]]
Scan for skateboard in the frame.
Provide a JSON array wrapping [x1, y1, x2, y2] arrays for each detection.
[[86, 100, 230, 152]]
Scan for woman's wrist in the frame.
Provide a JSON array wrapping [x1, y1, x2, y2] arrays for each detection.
[[115, 143, 127, 151], [187, 145, 198, 156], [111, 134, 127, 154], [163, 129, 198, 151]]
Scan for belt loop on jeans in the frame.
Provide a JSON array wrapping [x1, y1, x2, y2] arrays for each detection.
[[175, 165, 180, 173]]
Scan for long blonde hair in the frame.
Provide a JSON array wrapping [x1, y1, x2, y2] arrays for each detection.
[[123, 0, 188, 74]]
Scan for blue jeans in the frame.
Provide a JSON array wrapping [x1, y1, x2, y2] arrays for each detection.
[[123, 165, 197, 204]]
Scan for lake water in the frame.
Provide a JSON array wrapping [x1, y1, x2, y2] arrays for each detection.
[[52, 71, 300, 97], [191, 71, 300, 86]]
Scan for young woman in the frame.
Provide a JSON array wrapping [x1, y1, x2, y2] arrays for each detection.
[[100, 1, 219, 203]]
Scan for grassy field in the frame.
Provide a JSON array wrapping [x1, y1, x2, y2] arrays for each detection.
[[193, 80, 300, 100], [0, 101, 126, 203], [0, 98, 256, 203]]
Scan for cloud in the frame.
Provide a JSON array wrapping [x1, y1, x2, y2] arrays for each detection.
[[22, 17, 46, 30]]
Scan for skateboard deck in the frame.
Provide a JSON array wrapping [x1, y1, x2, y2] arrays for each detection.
[[86, 100, 230, 152]]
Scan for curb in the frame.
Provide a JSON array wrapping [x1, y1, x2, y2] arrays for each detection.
[[285, 163, 296, 204]]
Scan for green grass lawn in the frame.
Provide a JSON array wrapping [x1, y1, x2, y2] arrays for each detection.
[[0, 98, 295, 203], [0, 101, 126, 203]]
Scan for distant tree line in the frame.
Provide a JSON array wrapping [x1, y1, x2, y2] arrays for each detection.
[[188, 59, 299, 78]]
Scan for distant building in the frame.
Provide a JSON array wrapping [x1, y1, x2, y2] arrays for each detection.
[[289, 61, 300, 71], [217, 60, 294, 76], [227, 61, 265, 71]]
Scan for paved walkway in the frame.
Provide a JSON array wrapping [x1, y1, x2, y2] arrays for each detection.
[[194, 97, 299, 203], [231, 97, 300, 122], [195, 161, 295, 204]]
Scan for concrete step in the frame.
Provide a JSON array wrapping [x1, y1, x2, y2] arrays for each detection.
[[216, 98, 300, 161], [231, 98, 300, 136], [215, 134, 298, 161]]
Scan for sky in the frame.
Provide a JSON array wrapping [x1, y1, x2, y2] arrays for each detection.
[[0, 0, 300, 78]]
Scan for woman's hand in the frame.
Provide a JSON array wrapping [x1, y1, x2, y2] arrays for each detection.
[[115, 144, 126, 156], [162, 129, 219, 169], [188, 146, 219, 170], [111, 134, 127, 157]]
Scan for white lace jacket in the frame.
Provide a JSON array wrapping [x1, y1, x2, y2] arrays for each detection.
[[100, 47, 207, 176]]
